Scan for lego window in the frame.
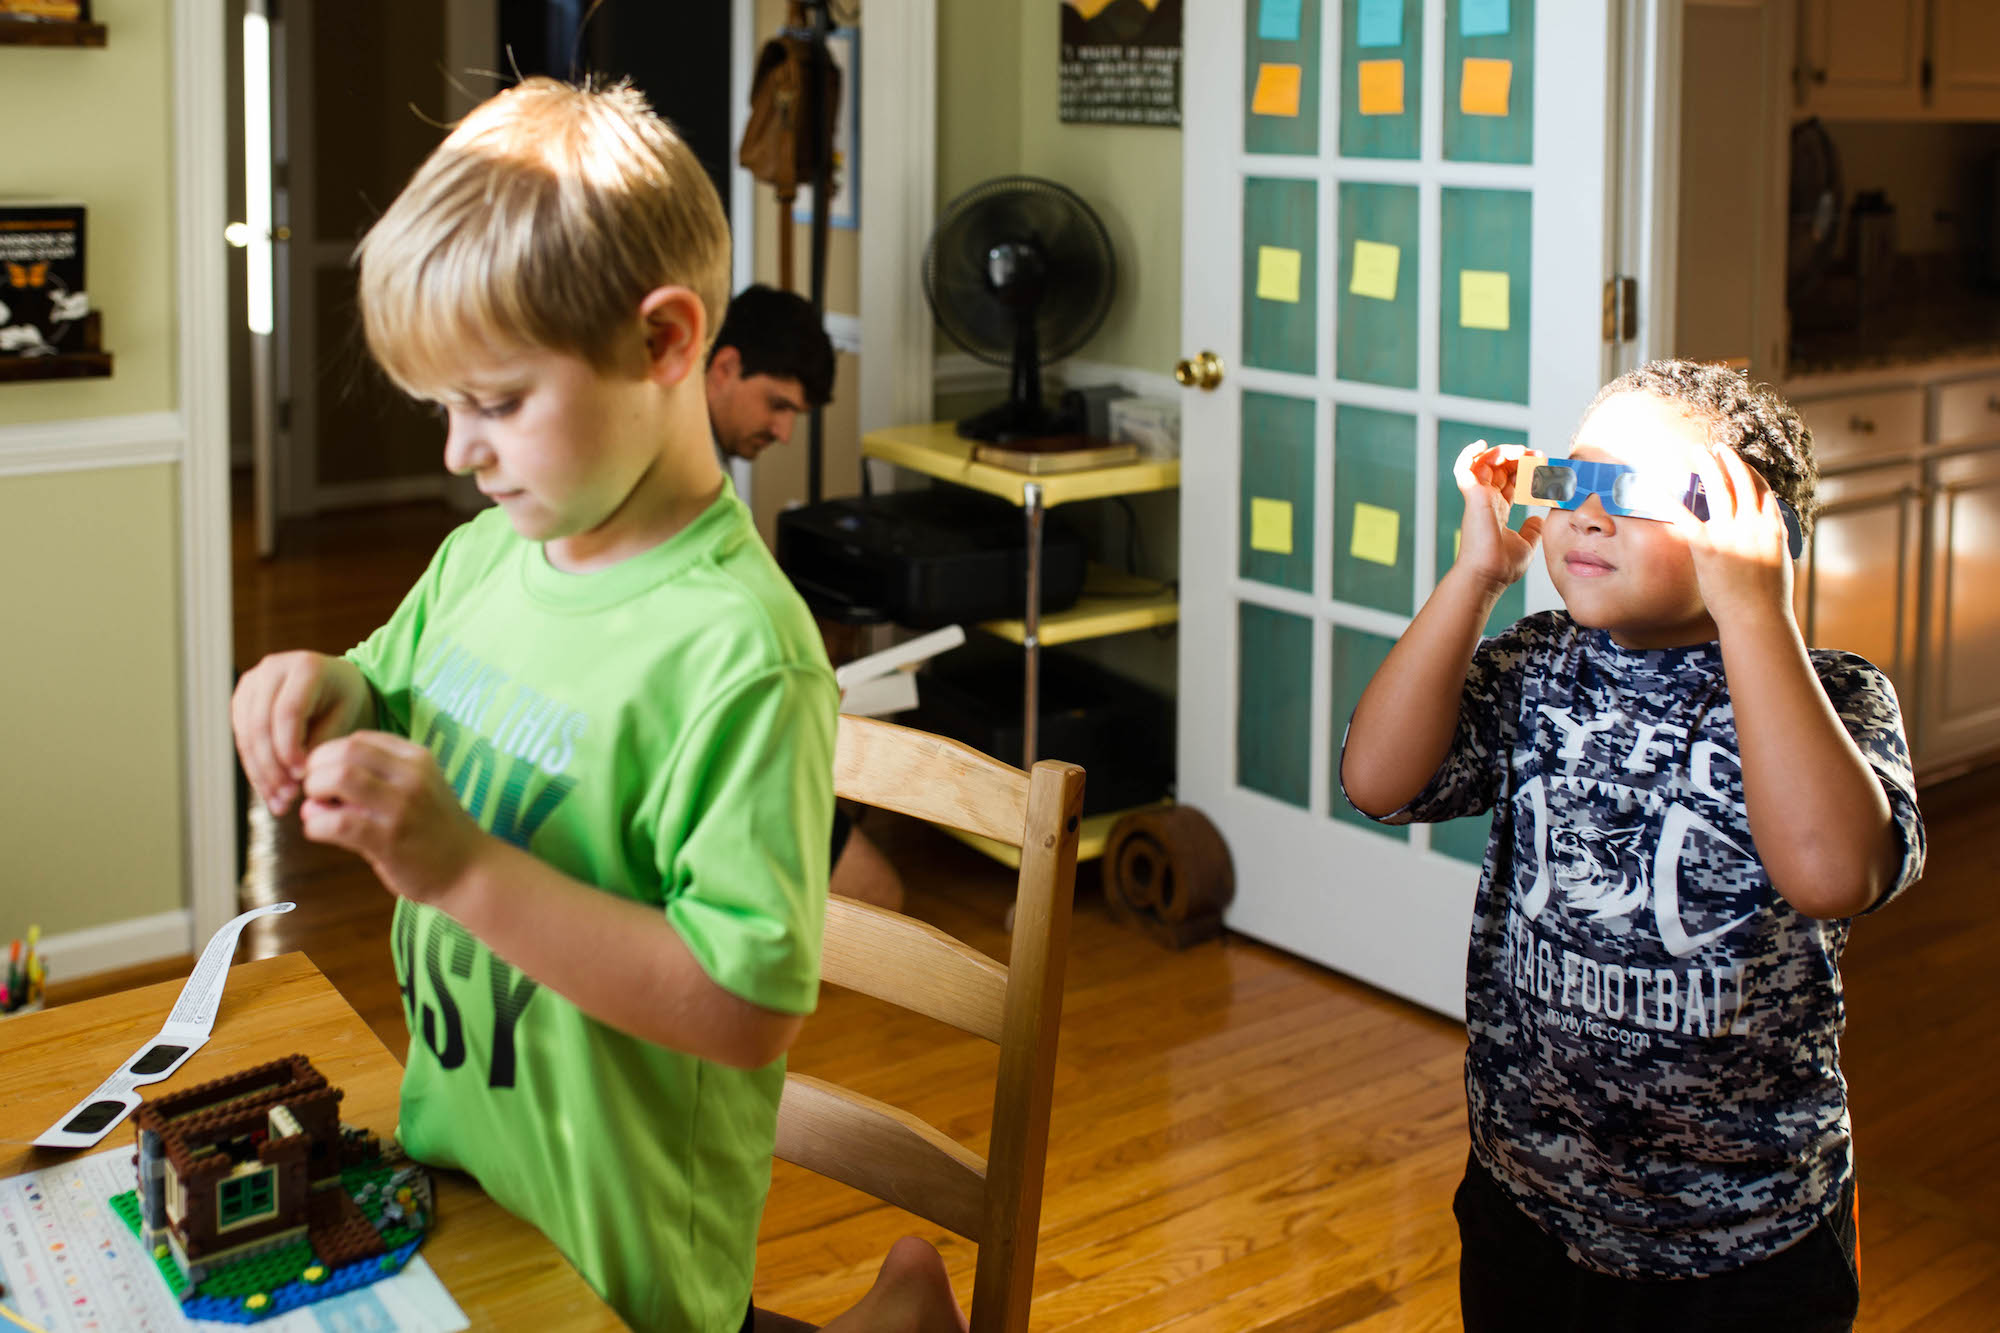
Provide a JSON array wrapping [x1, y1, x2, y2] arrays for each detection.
[[218, 1168, 278, 1230]]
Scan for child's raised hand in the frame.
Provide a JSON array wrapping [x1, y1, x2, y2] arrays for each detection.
[[231, 651, 373, 816], [298, 731, 487, 907], [1451, 440, 1546, 591], [1673, 447, 1796, 630]]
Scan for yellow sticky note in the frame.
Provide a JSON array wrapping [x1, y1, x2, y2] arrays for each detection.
[[1256, 245, 1303, 303], [1351, 503, 1401, 567], [1349, 239, 1400, 302], [1251, 63, 1303, 118], [1358, 59, 1405, 116], [1460, 57, 1513, 116], [1250, 497, 1295, 555], [1459, 270, 1511, 330]]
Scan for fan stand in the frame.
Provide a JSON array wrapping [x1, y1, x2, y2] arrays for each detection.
[[956, 311, 1082, 442]]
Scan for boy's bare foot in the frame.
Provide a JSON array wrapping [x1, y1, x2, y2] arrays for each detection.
[[762, 1235, 968, 1333]]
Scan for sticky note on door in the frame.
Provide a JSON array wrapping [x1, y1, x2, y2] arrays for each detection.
[[1257, 246, 1303, 303], [1459, 270, 1511, 330], [1357, 0, 1404, 47], [1358, 59, 1405, 116], [1258, 0, 1303, 42], [1351, 503, 1401, 566], [1461, 57, 1513, 116], [1350, 239, 1400, 302], [1251, 498, 1295, 554], [1251, 63, 1304, 118], [1460, 0, 1510, 38]]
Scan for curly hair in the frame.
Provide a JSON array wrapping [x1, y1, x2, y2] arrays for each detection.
[[1580, 359, 1818, 541]]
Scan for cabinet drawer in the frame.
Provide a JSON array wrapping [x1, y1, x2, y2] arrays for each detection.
[[1795, 388, 1923, 467], [1933, 374, 2000, 446]]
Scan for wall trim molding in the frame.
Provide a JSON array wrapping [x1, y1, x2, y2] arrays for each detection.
[[0, 411, 185, 479], [176, 0, 241, 950], [37, 909, 195, 982]]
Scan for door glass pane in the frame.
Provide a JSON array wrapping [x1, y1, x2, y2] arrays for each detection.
[[1337, 182, 1420, 388], [1333, 405, 1417, 613], [1440, 187, 1532, 404], [1444, 0, 1536, 163], [1243, 178, 1320, 375], [1330, 623, 1409, 839], [1239, 601, 1315, 807], [1241, 391, 1318, 592], [1339, 0, 1422, 159], [1246, 0, 1324, 156]]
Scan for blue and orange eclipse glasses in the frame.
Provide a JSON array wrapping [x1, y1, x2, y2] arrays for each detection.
[[1515, 451, 1804, 559]]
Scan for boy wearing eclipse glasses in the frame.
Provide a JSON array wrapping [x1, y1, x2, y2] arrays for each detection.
[[1339, 360, 1923, 1331]]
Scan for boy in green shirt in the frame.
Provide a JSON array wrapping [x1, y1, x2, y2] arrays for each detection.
[[231, 78, 966, 1333]]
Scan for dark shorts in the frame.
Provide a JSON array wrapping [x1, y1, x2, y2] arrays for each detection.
[[1454, 1152, 1860, 1333], [830, 806, 853, 866]]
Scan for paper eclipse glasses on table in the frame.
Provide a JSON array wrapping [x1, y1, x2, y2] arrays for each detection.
[[1513, 451, 1804, 559], [33, 901, 296, 1150]]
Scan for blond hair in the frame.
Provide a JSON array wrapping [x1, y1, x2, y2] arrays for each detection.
[[356, 77, 730, 396]]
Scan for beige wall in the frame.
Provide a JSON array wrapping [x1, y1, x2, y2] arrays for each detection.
[[0, 466, 188, 934], [0, 0, 191, 938], [2, 0, 177, 424], [938, 0, 1184, 376]]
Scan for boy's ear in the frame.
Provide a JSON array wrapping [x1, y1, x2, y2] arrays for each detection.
[[636, 286, 708, 387]]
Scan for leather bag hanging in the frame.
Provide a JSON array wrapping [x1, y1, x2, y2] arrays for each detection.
[[737, 2, 841, 291]]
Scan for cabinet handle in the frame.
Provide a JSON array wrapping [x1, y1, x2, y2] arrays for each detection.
[[1811, 67, 1827, 85], [1986, 395, 2000, 413], [1850, 416, 1875, 433]]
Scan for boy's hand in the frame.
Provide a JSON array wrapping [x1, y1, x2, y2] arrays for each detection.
[[232, 652, 373, 816], [1452, 441, 1546, 592], [1675, 447, 1796, 631], [298, 731, 487, 908]]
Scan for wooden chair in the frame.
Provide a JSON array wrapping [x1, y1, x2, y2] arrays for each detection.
[[773, 714, 1086, 1333]]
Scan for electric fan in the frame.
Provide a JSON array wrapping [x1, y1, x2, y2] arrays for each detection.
[[923, 176, 1117, 442]]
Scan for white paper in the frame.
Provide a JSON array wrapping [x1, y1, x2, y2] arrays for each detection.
[[0, 1149, 467, 1333]]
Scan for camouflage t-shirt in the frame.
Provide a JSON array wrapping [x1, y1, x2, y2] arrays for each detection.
[[1368, 610, 1924, 1278]]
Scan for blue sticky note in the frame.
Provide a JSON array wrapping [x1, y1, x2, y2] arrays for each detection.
[[1357, 0, 1404, 48], [1460, 0, 1510, 38], [1258, 0, 1303, 42]]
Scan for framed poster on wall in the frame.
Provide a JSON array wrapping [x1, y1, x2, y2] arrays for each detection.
[[1060, 0, 1182, 127]]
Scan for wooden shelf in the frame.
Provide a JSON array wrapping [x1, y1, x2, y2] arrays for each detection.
[[863, 422, 1180, 508], [939, 800, 1174, 868], [978, 564, 1177, 647], [0, 19, 106, 46], [0, 311, 111, 382]]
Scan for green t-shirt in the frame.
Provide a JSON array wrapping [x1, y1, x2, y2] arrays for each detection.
[[346, 481, 836, 1332]]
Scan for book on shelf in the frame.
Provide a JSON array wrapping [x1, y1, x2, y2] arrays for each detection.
[[972, 434, 1140, 474], [0, 1, 89, 24], [0, 198, 89, 358]]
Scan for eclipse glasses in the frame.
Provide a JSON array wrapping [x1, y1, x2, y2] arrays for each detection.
[[1515, 451, 1804, 559]]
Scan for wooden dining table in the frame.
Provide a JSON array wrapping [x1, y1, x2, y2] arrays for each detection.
[[0, 950, 624, 1329]]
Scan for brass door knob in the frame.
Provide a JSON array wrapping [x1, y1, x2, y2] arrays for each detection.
[[1174, 350, 1225, 390]]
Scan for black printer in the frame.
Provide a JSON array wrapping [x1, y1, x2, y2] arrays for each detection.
[[775, 489, 1087, 627]]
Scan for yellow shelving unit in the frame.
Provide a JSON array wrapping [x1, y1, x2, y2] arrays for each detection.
[[862, 422, 1181, 865]]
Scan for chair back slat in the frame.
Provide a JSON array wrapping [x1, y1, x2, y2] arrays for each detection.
[[775, 1073, 988, 1240], [820, 896, 1009, 1043], [835, 715, 1030, 847]]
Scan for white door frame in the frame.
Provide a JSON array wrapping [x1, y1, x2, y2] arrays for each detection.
[[178, 0, 241, 949]]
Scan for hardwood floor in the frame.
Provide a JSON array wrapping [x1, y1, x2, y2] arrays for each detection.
[[49, 485, 2000, 1329]]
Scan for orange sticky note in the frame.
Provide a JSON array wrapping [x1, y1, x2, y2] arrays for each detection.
[[1251, 63, 1304, 118], [1358, 59, 1405, 116], [1461, 57, 1512, 116]]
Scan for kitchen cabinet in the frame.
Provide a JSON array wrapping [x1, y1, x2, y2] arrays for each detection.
[[1790, 369, 2000, 778], [1799, 460, 1925, 714], [1920, 442, 2000, 771], [1796, 0, 1926, 118], [1797, 0, 2000, 121]]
